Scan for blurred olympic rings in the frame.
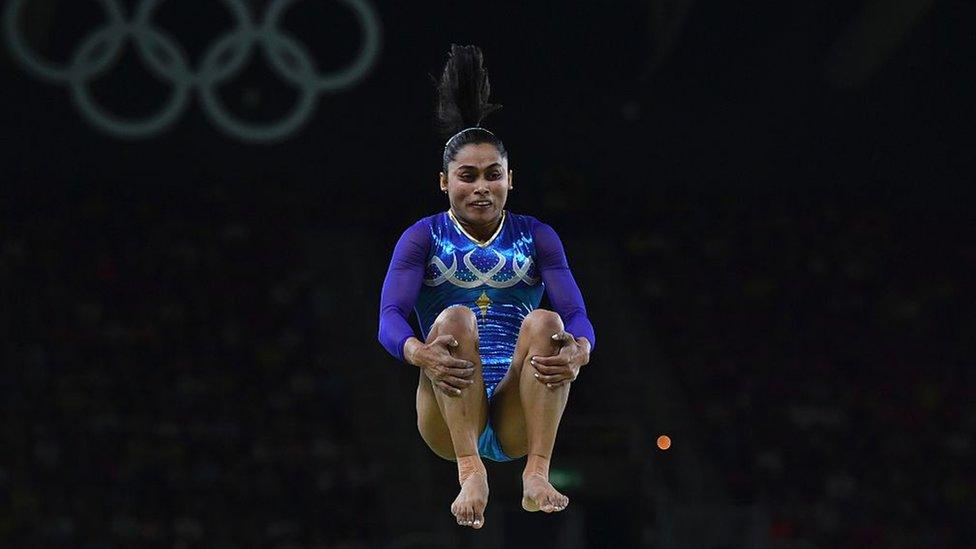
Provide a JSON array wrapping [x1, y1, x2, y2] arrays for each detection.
[[3, 0, 381, 142]]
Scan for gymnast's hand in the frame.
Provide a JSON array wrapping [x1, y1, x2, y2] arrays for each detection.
[[409, 335, 476, 397], [530, 331, 591, 389]]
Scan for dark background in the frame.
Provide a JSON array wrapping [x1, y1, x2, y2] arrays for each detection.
[[2, 0, 974, 547]]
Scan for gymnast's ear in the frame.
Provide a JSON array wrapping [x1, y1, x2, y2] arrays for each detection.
[[509, 169, 514, 190], [439, 172, 448, 193]]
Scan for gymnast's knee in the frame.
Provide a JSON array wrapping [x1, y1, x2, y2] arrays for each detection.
[[432, 305, 478, 339], [521, 308, 564, 339]]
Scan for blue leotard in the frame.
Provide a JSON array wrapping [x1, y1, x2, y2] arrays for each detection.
[[378, 210, 595, 398]]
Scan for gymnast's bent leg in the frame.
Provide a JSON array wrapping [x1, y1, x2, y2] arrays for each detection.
[[490, 309, 571, 512], [415, 306, 490, 528]]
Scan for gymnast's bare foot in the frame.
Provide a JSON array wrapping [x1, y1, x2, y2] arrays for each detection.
[[521, 454, 569, 513], [452, 455, 488, 528]]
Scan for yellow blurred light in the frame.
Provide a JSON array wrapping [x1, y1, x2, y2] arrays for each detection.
[[657, 435, 671, 450]]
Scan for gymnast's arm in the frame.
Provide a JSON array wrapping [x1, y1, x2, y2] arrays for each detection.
[[377, 221, 475, 395], [378, 220, 430, 363], [533, 220, 596, 359]]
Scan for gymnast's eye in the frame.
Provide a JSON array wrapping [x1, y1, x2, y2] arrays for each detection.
[[487, 171, 502, 180]]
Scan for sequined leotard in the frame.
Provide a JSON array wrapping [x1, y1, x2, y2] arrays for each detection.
[[378, 210, 596, 399]]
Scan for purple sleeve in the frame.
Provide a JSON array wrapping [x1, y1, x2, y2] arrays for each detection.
[[533, 220, 596, 351], [378, 218, 431, 361]]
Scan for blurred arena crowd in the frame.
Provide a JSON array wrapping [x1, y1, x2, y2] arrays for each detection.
[[619, 188, 972, 547], [2, 184, 971, 547]]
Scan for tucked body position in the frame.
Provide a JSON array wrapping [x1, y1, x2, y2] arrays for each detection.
[[378, 45, 596, 529]]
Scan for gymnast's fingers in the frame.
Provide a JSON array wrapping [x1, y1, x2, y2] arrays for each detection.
[[443, 375, 473, 390], [551, 331, 575, 345], [437, 380, 462, 397], [432, 334, 459, 349], [530, 363, 567, 377], [533, 372, 568, 383], [531, 355, 570, 368], [449, 364, 475, 378], [533, 350, 570, 362], [447, 357, 474, 371]]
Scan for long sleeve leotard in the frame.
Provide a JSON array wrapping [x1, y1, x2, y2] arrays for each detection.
[[378, 210, 595, 398]]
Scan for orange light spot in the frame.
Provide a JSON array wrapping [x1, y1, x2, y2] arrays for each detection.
[[656, 435, 671, 450]]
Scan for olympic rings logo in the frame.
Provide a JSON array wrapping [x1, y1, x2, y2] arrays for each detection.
[[3, 0, 381, 142]]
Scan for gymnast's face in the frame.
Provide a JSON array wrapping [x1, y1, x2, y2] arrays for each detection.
[[440, 142, 513, 232]]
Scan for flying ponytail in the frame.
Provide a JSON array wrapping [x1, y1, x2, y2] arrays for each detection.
[[435, 44, 507, 170]]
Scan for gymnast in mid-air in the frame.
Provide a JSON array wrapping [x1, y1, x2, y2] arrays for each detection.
[[378, 44, 595, 529]]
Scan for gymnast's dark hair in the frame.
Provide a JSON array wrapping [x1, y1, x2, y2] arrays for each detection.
[[436, 44, 507, 172]]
